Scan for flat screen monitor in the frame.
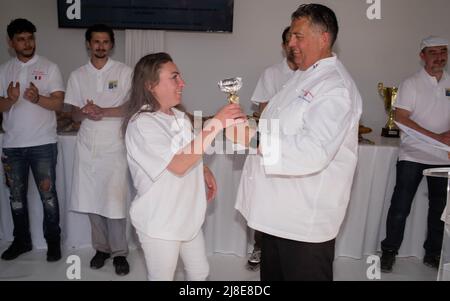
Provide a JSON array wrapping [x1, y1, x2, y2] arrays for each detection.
[[57, 0, 234, 32]]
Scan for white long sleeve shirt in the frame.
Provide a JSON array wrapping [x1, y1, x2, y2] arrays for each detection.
[[235, 56, 362, 243]]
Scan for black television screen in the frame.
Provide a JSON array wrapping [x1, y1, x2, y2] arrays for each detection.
[[57, 0, 234, 32]]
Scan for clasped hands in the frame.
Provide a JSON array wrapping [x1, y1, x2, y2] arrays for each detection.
[[81, 100, 104, 121]]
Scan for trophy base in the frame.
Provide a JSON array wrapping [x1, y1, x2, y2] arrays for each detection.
[[381, 128, 400, 138]]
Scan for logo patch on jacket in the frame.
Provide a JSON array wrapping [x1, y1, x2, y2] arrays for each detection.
[[108, 80, 118, 90], [298, 89, 314, 103], [32, 70, 46, 80]]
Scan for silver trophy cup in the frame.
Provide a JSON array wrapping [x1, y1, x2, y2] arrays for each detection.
[[218, 77, 243, 104]]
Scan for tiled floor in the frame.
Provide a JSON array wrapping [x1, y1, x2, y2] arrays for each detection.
[[0, 242, 438, 281]]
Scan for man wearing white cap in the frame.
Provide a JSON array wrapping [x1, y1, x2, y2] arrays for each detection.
[[380, 36, 450, 272]]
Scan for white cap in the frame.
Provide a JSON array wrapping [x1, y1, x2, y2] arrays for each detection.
[[420, 36, 449, 51]]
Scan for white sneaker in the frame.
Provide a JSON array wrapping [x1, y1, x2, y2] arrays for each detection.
[[248, 249, 261, 264]]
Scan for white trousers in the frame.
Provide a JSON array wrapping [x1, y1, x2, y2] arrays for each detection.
[[137, 230, 209, 281]]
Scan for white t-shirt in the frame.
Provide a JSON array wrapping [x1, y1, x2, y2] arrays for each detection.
[[0, 55, 64, 147], [251, 58, 297, 104], [64, 58, 132, 109], [394, 68, 450, 165], [236, 56, 363, 243], [125, 107, 207, 241]]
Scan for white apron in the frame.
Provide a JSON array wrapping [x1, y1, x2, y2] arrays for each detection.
[[70, 118, 129, 218]]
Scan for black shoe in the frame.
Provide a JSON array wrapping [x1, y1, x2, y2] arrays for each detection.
[[380, 250, 396, 273], [90, 251, 110, 269], [113, 256, 130, 276], [1, 241, 32, 260], [423, 254, 440, 269], [46, 242, 61, 262]]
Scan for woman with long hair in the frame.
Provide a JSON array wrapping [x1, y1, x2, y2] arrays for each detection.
[[123, 52, 245, 280]]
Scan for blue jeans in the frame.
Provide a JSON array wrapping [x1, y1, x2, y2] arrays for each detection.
[[1, 143, 61, 245], [381, 160, 448, 256]]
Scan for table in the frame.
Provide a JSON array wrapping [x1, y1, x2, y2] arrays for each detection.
[[335, 135, 429, 259], [0, 134, 431, 259]]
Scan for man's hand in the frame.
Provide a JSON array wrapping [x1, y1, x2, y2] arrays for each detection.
[[24, 82, 40, 104], [7, 81, 20, 103], [81, 100, 104, 121]]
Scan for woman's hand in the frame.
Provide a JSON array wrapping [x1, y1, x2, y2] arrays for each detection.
[[213, 103, 247, 129], [203, 165, 217, 202]]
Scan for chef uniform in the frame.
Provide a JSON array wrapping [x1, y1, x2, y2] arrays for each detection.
[[235, 55, 362, 278], [65, 58, 132, 256]]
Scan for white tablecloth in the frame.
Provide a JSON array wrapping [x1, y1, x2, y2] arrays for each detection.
[[336, 136, 429, 259], [0, 134, 430, 259]]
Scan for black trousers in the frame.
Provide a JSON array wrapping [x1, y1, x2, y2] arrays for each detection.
[[260, 233, 335, 281], [381, 161, 448, 256]]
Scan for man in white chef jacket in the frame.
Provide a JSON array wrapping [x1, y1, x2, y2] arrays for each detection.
[[235, 3, 362, 280], [64, 24, 131, 276]]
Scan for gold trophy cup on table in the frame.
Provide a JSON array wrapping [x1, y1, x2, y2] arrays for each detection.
[[378, 82, 400, 138]]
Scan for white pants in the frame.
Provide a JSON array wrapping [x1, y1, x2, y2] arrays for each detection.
[[137, 230, 209, 281]]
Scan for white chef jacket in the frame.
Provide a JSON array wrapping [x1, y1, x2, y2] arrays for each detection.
[[251, 58, 297, 104], [235, 56, 363, 243], [65, 58, 132, 218], [125, 107, 207, 241], [394, 68, 450, 165], [0, 55, 64, 147]]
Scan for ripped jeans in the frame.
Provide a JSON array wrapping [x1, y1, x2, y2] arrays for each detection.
[[2, 143, 61, 245]]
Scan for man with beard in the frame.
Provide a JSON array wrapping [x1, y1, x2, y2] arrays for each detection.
[[246, 26, 298, 270], [0, 18, 65, 262], [380, 36, 450, 273], [64, 24, 132, 276]]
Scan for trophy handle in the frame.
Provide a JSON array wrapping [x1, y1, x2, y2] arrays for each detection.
[[378, 82, 385, 97], [391, 87, 398, 105]]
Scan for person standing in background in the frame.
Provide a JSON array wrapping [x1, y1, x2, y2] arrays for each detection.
[[0, 18, 64, 262], [64, 24, 132, 276], [380, 36, 450, 273]]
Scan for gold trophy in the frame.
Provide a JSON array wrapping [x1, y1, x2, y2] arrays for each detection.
[[378, 82, 400, 138], [218, 77, 242, 104]]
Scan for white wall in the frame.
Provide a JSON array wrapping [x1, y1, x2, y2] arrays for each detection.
[[1, 0, 449, 132]]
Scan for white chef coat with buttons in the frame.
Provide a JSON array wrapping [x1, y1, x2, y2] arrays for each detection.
[[64, 58, 132, 218], [235, 56, 363, 243]]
